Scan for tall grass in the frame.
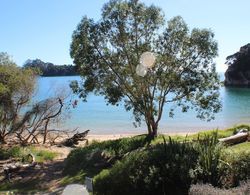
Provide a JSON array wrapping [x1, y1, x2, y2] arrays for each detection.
[[193, 131, 224, 186]]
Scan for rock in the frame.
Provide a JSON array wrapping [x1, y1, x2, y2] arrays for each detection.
[[224, 43, 250, 87], [62, 184, 89, 195]]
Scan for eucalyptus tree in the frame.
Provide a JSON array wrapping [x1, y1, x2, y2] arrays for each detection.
[[70, 0, 221, 137]]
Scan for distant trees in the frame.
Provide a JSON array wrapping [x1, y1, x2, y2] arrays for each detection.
[[23, 59, 77, 76], [70, 0, 221, 137]]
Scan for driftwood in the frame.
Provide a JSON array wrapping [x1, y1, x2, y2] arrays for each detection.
[[61, 130, 90, 147], [1, 153, 36, 182], [219, 130, 249, 145]]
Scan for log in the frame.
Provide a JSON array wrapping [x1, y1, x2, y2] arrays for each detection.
[[219, 132, 249, 145], [61, 130, 90, 147]]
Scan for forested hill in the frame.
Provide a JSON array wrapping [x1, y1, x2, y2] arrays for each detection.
[[23, 59, 78, 76]]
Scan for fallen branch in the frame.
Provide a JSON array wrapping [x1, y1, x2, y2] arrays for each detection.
[[219, 130, 249, 145], [60, 130, 90, 147]]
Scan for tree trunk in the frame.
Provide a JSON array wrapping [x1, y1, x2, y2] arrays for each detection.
[[145, 115, 158, 139], [0, 134, 6, 144], [43, 119, 49, 144]]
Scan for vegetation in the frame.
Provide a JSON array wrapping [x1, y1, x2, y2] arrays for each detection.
[[0, 145, 57, 162], [63, 125, 250, 194], [23, 58, 77, 76], [94, 139, 198, 195], [0, 52, 37, 143], [0, 52, 70, 145], [70, 0, 221, 137], [63, 135, 149, 176]]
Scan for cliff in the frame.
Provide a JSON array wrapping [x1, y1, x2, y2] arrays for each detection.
[[224, 43, 250, 87]]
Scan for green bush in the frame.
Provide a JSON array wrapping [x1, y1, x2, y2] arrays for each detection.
[[192, 132, 224, 186], [93, 138, 199, 195], [63, 135, 148, 176], [219, 151, 250, 187]]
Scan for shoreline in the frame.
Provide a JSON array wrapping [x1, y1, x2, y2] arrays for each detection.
[[86, 131, 197, 142]]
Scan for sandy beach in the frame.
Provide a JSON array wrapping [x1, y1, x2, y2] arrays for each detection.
[[86, 131, 197, 142]]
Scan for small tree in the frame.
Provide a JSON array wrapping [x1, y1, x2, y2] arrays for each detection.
[[0, 52, 36, 143], [70, 0, 221, 137], [13, 97, 64, 145]]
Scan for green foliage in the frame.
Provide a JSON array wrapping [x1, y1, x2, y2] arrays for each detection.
[[0, 179, 44, 193], [0, 146, 57, 162], [219, 151, 250, 187], [93, 138, 199, 195], [63, 135, 148, 176], [226, 142, 250, 153], [30, 147, 57, 162], [70, 0, 221, 135], [0, 52, 37, 143], [192, 132, 223, 186], [63, 126, 250, 194]]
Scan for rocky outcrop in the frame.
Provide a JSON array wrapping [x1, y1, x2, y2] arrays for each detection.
[[224, 43, 250, 87]]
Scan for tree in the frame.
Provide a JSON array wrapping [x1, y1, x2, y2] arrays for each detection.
[[13, 97, 64, 145], [70, 0, 221, 137], [0, 52, 36, 143]]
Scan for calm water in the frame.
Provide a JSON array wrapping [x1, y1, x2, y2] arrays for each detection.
[[33, 75, 250, 134]]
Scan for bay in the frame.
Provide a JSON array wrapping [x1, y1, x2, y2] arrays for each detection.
[[33, 74, 250, 134]]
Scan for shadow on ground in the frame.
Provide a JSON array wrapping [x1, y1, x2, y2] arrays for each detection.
[[0, 160, 67, 194]]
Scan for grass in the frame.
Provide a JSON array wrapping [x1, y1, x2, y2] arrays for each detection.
[[225, 142, 250, 153], [60, 171, 86, 186], [0, 145, 57, 162], [151, 124, 250, 144], [0, 179, 46, 194], [29, 146, 57, 162]]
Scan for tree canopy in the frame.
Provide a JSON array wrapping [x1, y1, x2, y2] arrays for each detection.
[[0, 52, 37, 143], [70, 0, 221, 137]]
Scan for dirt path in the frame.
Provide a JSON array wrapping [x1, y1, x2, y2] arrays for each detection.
[[0, 146, 73, 194]]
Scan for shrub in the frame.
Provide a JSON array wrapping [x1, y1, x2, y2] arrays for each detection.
[[219, 151, 250, 187], [63, 135, 148, 176], [93, 138, 199, 195], [192, 131, 224, 186]]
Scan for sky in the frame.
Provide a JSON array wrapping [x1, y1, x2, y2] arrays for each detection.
[[0, 0, 249, 72]]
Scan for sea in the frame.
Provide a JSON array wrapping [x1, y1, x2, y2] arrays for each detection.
[[33, 73, 250, 135]]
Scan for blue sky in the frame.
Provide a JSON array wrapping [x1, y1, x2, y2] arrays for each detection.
[[0, 0, 249, 72]]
